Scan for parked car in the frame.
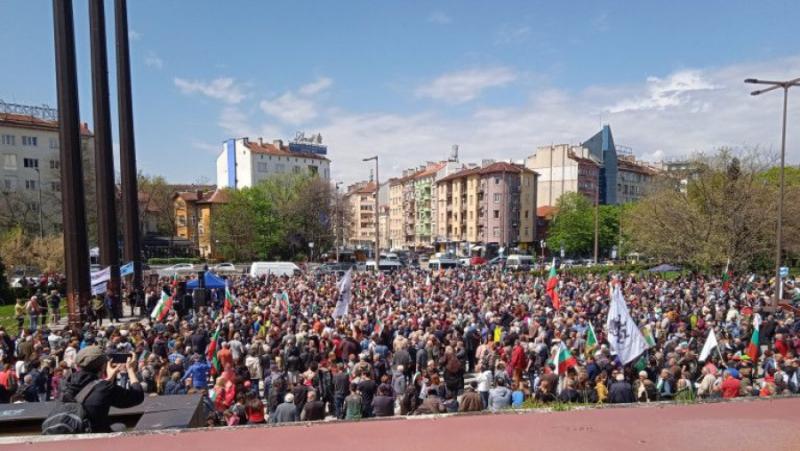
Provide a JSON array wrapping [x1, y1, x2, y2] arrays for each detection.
[[159, 263, 196, 277], [213, 263, 237, 273], [249, 262, 301, 278], [469, 256, 487, 266], [428, 258, 460, 271], [488, 256, 506, 266], [506, 254, 534, 271], [365, 259, 403, 272], [315, 262, 356, 276]]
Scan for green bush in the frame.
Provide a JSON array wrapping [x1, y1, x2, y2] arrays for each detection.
[[147, 257, 203, 265]]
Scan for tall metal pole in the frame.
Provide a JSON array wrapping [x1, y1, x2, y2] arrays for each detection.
[[774, 86, 788, 309], [115, 0, 142, 294], [52, 0, 91, 328], [374, 158, 380, 259], [35, 168, 43, 238], [89, 0, 121, 301], [593, 174, 600, 263]]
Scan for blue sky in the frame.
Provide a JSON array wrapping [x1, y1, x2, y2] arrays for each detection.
[[1, 0, 799, 184]]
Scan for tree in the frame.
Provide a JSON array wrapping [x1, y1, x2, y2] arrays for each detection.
[[546, 192, 621, 258], [212, 189, 260, 262], [624, 148, 788, 271]]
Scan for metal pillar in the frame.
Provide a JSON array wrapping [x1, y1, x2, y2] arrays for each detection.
[[115, 0, 142, 292], [52, 0, 91, 328], [89, 0, 121, 298]]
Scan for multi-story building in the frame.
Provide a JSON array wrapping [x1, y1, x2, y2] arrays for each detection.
[[344, 181, 377, 251], [388, 178, 404, 250], [0, 104, 94, 235], [216, 137, 330, 189], [525, 144, 601, 207], [436, 161, 537, 251], [616, 154, 657, 203], [413, 162, 445, 247]]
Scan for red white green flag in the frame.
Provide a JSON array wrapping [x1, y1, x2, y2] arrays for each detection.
[[722, 259, 731, 293], [745, 313, 761, 361], [151, 290, 173, 321], [546, 258, 560, 309], [223, 282, 235, 313], [553, 341, 577, 375], [374, 318, 384, 336], [585, 322, 598, 356], [207, 324, 222, 375]]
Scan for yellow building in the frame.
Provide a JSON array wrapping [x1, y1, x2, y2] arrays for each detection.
[[173, 189, 229, 259]]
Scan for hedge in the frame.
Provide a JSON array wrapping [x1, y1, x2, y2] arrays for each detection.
[[147, 257, 203, 265]]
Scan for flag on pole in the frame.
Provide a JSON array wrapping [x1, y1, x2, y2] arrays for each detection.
[[374, 318, 384, 336], [546, 258, 560, 309], [585, 322, 598, 356], [722, 259, 731, 293], [493, 325, 503, 343], [426, 274, 431, 287], [606, 284, 651, 364], [699, 329, 719, 362], [207, 324, 222, 375], [223, 282, 235, 313], [333, 269, 353, 319], [151, 290, 173, 321], [552, 341, 577, 375], [745, 313, 761, 361], [640, 324, 657, 347]]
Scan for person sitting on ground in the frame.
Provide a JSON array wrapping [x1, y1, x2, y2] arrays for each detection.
[[459, 382, 484, 412], [488, 377, 512, 411]]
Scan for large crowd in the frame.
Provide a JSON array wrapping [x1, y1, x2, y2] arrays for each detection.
[[2, 265, 800, 431]]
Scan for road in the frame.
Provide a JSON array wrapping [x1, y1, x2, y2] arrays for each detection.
[[5, 397, 799, 451]]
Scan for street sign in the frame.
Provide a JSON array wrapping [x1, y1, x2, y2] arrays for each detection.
[[780, 266, 789, 278]]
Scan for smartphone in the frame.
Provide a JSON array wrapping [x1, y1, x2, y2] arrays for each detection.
[[109, 353, 129, 364]]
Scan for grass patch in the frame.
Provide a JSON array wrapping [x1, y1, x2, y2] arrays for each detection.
[[520, 399, 594, 411], [0, 303, 69, 334]]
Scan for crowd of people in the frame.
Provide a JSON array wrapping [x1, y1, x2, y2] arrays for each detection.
[[2, 265, 800, 431]]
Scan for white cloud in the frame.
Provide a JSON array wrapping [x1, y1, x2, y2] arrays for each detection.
[[298, 77, 333, 96], [144, 52, 163, 69], [174, 77, 246, 104], [607, 70, 718, 113], [494, 26, 531, 45], [415, 67, 518, 103], [259, 77, 332, 124], [427, 11, 452, 24], [128, 29, 142, 41]]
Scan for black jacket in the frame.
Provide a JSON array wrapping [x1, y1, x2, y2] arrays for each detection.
[[62, 370, 144, 432], [608, 380, 635, 404]]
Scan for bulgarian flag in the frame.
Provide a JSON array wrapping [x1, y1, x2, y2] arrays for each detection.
[[207, 324, 222, 375], [722, 259, 731, 293], [546, 258, 560, 309], [585, 322, 598, 356], [745, 313, 761, 361], [223, 282, 235, 314], [552, 341, 577, 375], [641, 324, 656, 347], [151, 290, 173, 321], [374, 318, 384, 336]]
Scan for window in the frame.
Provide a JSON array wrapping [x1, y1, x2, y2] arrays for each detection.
[[49, 138, 58, 149], [2, 177, 16, 191], [28, 202, 39, 212], [3, 154, 17, 170], [22, 136, 37, 146], [495, 177, 499, 184], [25, 180, 37, 190], [1, 134, 15, 146], [257, 162, 269, 172], [493, 226, 500, 237], [494, 193, 501, 203], [275, 163, 285, 172], [493, 210, 499, 219], [293, 166, 301, 174], [23, 158, 38, 168], [50, 160, 60, 170], [524, 210, 529, 219], [51, 181, 60, 192], [524, 227, 529, 236]]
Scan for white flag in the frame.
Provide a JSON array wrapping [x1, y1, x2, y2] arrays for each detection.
[[607, 284, 651, 365], [333, 269, 353, 319], [699, 329, 719, 362]]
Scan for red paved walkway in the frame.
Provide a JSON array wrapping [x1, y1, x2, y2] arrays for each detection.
[[6, 398, 799, 451]]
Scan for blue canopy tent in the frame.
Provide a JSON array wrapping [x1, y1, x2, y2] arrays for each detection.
[[186, 271, 227, 290]]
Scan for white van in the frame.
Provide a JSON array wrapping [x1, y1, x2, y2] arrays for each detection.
[[365, 259, 403, 272], [506, 254, 534, 270], [428, 258, 460, 271], [249, 262, 302, 278]]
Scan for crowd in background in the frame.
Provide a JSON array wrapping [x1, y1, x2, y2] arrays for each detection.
[[2, 266, 800, 427]]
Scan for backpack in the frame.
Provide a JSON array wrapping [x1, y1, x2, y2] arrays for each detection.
[[41, 379, 103, 435]]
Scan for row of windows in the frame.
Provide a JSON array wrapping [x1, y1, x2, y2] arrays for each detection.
[[2, 155, 62, 171], [2, 178, 60, 192]]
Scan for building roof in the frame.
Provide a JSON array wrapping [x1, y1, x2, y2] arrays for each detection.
[[567, 151, 601, 167], [0, 112, 93, 136], [537, 206, 558, 218], [436, 166, 481, 184], [197, 189, 230, 204], [243, 139, 329, 162], [348, 181, 377, 195], [617, 157, 656, 175], [413, 162, 446, 180], [478, 161, 535, 175]]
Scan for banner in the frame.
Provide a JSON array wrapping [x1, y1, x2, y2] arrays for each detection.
[[91, 281, 107, 296], [90, 266, 111, 286], [606, 284, 651, 365], [699, 329, 719, 362], [333, 269, 352, 319], [120, 262, 134, 277]]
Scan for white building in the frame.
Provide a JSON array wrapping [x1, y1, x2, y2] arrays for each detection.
[[216, 137, 330, 189], [0, 104, 94, 234]]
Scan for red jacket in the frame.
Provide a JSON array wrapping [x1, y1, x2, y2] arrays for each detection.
[[510, 345, 528, 371], [721, 376, 740, 398]]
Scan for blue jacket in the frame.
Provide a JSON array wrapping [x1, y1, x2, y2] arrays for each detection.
[[182, 361, 211, 389]]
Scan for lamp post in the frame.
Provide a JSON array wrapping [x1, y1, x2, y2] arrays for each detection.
[[334, 181, 342, 262], [34, 167, 43, 238], [745, 76, 800, 309], [363, 156, 379, 260]]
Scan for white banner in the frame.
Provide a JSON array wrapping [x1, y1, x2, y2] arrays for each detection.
[[91, 281, 108, 296], [699, 329, 719, 362], [607, 284, 651, 365], [90, 266, 111, 286], [333, 269, 352, 319]]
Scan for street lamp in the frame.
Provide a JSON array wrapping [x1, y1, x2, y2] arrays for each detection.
[[34, 167, 43, 238], [745, 76, 800, 309], [334, 181, 342, 262], [363, 156, 379, 261]]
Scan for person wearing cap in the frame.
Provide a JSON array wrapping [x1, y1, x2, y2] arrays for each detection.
[[60, 346, 144, 432]]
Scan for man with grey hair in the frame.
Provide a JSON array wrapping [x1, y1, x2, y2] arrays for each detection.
[[270, 392, 298, 423]]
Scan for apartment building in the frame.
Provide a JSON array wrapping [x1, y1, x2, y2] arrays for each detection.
[[344, 181, 377, 250]]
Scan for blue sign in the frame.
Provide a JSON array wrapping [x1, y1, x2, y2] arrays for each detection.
[[120, 262, 134, 277], [780, 266, 789, 278]]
